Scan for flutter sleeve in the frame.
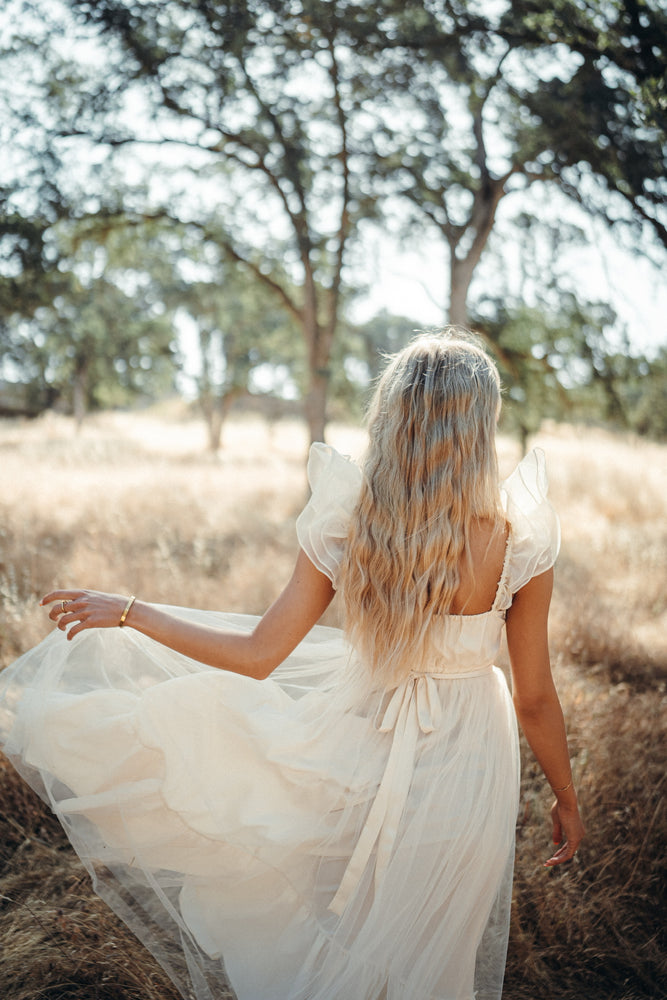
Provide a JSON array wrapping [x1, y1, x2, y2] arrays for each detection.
[[499, 448, 561, 603], [295, 442, 363, 586]]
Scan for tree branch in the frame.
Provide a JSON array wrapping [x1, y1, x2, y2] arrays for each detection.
[[323, 36, 351, 340], [235, 65, 312, 261], [62, 207, 305, 323], [200, 234, 303, 324]]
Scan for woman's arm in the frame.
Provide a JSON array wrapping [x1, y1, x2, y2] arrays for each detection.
[[41, 549, 336, 681], [506, 567, 585, 866]]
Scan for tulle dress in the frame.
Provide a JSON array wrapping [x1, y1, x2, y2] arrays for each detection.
[[0, 445, 559, 1000]]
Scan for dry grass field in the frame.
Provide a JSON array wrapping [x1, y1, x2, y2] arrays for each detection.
[[0, 408, 665, 1000]]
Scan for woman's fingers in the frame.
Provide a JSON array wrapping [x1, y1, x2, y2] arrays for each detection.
[[53, 602, 96, 640], [42, 590, 91, 630], [41, 590, 84, 607], [64, 619, 89, 640], [42, 591, 87, 624], [56, 608, 84, 628], [544, 840, 576, 866], [50, 603, 79, 623]]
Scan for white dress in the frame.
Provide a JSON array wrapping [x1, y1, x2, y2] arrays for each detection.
[[0, 445, 559, 1000]]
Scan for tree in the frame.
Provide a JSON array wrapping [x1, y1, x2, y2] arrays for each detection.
[[361, 0, 666, 326], [174, 268, 304, 452], [2, 219, 177, 424], [5, 0, 381, 443], [474, 297, 618, 451], [470, 209, 645, 447]]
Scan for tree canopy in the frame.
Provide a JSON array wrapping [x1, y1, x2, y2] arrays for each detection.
[[355, 0, 666, 323]]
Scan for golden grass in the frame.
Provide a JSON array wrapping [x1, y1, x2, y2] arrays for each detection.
[[1, 410, 665, 999]]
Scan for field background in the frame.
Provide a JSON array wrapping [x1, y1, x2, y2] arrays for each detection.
[[0, 409, 665, 1000]]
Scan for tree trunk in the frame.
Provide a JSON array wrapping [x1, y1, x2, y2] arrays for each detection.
[[304, 369, 329, 445], [301, 266, 333, 445], [73, 364, 88, 431], [206, 405, 224, 452], [449, 255, 476, 328], [202, 388, 245, 452], [447, 177, 507, 329]]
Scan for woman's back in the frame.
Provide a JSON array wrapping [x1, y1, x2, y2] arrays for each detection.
[[449, 519, 510, 616]]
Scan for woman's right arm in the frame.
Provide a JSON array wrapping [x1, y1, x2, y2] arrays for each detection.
[[41, 549, 335, 681], [506, 567, 585, 866]]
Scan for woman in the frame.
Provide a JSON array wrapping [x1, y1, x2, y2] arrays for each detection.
[[0, 333, 583, 1000]]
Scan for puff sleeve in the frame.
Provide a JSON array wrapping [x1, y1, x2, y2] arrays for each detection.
[[498, 448, 561, 606], [295, 443, 363, 586]]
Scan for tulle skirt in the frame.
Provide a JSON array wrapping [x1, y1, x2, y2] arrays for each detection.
[[0, 608, 520, 1000]]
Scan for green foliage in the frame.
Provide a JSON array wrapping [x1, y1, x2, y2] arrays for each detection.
[[2, 219, 178, 420], [0, 214, 65, 322], [501, 0, 667, 249], [35, 0, 387, 439], [351, 0, 666, 325], [468, 204, 666, 443], [322, 310, 425, 421], [473, 293, 667, 445], [616, 346, 667, 440]]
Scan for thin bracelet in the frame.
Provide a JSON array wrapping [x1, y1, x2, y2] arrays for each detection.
[[552, 778, 573, 793], [119, 595, 136, 627]]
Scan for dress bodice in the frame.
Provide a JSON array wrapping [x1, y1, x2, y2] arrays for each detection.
[[426, 606, 506, 674]]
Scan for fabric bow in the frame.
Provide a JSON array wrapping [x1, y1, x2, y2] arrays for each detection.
[[329, 673, 443, 916]]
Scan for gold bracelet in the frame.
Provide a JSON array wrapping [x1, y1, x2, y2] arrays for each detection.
[[119, 595, 136, 627], [552, 778, 573, 793]]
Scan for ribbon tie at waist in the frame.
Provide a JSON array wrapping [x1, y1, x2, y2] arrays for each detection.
[[329, 665, 492, 917]]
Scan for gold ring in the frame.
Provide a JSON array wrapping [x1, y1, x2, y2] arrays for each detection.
[[61, 600, 68, 613]]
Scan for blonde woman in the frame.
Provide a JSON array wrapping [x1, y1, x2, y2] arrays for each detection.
[[0, 333, 583, 1000]]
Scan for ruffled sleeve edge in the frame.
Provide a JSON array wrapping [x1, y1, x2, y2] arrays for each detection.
[[295, 443, 363, 586], [499, 448, 561, 605]]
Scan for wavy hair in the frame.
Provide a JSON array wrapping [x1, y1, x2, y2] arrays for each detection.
[[339, 331, 504, 687]]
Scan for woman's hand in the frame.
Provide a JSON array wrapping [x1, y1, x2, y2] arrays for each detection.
[[41, 589, 129, 640], [544, 797, 585, 867]]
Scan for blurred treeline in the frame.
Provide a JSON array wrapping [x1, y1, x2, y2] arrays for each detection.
[[1, 0, 665, 449]]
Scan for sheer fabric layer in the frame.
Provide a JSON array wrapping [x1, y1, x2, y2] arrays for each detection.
[[0, 448, 559, 1000]]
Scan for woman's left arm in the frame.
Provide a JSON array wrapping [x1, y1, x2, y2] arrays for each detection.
[[42, 549, 336, 681], [506, 568, 585, 866]]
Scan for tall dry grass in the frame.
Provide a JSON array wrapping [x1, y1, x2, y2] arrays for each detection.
[[0, 410, 665, 999]]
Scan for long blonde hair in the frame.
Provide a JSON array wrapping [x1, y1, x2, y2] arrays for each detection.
[[339, 332, 503, 686]]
